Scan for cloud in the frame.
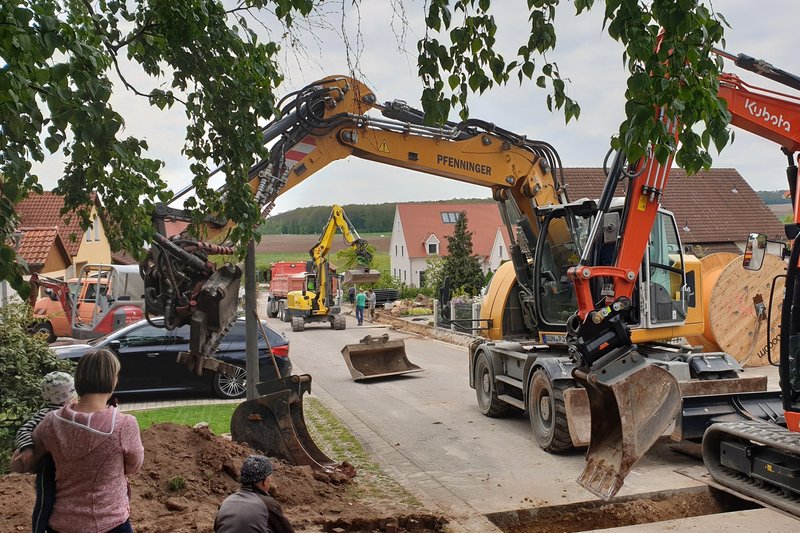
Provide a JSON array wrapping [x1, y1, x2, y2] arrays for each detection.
[[33, 1, 799, 215]]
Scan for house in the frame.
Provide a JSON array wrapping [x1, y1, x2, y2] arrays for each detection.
[[388, 168, 784, 289], [14, 227, 71, 278], [389, 203, 510, 288], [15, 192, 112, 279], [1, 227, 71, 306], [561, 167, 785, 255]]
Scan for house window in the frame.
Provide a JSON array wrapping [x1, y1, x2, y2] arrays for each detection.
[[395, 245, 398, 255], [401, 245, 404, 257], [440, 212, 462, 223], [499, 244, 503, 258], [419, 270, 426, 287], [93, 215, 100, 241], [403, 270, 407, 281], [86, 227, 92, 242], [428, 243, 438, 254]]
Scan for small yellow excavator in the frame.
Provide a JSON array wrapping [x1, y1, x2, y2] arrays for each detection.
[[285, 204, 380, 332]]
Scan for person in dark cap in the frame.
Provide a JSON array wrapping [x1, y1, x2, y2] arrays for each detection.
[[214, 455, 294, 533]]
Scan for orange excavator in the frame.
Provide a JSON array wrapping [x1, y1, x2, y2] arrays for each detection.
[[565, 45, 800, 508], [140, 44, 800, 505]]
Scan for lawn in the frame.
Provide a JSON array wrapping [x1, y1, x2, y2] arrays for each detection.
[[255, 250, 390, 275], [130, 403, 238, 435]]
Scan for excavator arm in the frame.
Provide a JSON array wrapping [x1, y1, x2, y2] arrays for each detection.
[[143, 74, 570, 359]]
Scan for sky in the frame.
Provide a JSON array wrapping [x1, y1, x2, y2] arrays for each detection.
[[34, 1, 799, 215]]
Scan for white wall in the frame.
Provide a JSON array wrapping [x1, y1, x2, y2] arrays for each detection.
[[487, 229, 508, 272], [389, 206, 412, 286]]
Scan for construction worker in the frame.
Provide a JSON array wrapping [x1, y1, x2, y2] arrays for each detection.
[[355, 288, 366, 326], [367, 288, 377, 321], [215, 455, 294, 533]]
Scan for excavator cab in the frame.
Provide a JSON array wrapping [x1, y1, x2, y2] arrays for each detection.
[[535, 198, 685, 499]]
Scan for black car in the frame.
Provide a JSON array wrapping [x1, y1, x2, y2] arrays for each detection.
[[52, 317, 291, 399]]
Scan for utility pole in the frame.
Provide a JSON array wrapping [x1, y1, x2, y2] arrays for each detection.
[[245, 239, 259, 400]]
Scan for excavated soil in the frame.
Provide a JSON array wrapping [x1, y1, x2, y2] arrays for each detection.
[[0, 423, 446, 533]]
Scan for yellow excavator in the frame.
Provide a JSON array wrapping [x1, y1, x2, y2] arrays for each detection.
[[141, 74, 767, 496], [285, 204, 380, 332]]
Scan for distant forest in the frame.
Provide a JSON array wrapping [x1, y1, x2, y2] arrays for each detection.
[[259, 198, 493, 235], [758, 190, 791, 204]]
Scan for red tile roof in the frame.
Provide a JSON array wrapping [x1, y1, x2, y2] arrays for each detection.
[[561, 168, 785, 243], [15, 191, 97, 256], [396, 203, 509, 259], [15, 227, 68, 270]]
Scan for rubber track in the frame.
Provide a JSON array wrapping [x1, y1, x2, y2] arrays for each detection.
[[703, 419, 800, 516]]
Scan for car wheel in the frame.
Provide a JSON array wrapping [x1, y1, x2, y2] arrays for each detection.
[[212, 364, 247, 399], [291, 316, 305, 332], [32, 322, 56, 343], [474, 351, 511, 417], [528, 369, 573, 452]]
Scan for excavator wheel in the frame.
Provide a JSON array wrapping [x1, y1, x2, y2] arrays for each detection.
[[474, 350, 512, 417], [528, 369, 573, 453], [291, 316, 305, 332], [332, 314, 346, 330], [279, 303, 291, 323], [266, 300, 279, 319], [32, 321, 56, 344]]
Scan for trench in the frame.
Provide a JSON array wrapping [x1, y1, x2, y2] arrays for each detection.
[[485, 486, 760, 533], [320, 513, 448, 532]]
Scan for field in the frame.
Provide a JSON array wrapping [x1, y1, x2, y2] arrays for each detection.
[[254, 232, 391, 273]]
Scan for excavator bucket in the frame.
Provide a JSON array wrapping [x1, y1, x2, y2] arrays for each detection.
[[230, 374, 355, 477], [341, 334, 422, 381], [572, 360, 681, 500], [343, 268, 381, 285]]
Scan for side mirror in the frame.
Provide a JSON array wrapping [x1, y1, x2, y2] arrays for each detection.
[[743, 233, 768, 271], [108, 340, 121, 351]]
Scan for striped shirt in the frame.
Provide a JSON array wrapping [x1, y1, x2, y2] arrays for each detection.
[[14, 404, 62, 451]]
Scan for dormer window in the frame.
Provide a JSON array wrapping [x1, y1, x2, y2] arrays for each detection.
[[440, 211, 461, 223], [425, 234, 441, 255]]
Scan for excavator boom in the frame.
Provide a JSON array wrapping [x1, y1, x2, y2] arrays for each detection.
[[143, 74, 569, 360]]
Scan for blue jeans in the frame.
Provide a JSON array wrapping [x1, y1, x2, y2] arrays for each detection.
[[356, 305, 364, 324], [33, 454, 56, 533]]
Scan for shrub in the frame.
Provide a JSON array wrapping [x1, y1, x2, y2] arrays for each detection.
[[401, 307, 433, 316], [398, 285, 433, 299], [0, 304, 75, 473]]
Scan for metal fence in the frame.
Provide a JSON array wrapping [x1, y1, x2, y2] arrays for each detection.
[[434, 299, 490, 333]]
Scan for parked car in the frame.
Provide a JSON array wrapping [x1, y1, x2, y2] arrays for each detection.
[[52, 317, 291, 399]]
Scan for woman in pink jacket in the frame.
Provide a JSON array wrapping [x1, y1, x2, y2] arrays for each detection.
[[33, 349, 144, 533]]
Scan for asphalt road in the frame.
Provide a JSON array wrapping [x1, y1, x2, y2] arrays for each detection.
[[266, 311, 718, 519]]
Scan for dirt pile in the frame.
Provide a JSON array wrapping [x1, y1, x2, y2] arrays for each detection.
[[0, 423, 446, 533]]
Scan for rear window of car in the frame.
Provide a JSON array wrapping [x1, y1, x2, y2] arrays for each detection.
[[226, 322, 286, 346]]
